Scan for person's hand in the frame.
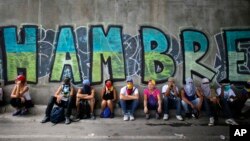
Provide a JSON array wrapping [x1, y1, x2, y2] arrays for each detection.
[[20, 97, 25, 103], [56, 95, 62, 104], [144, 106, 148, 113]]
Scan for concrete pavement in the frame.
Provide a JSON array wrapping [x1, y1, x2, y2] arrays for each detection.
[[0, 105, 249, 141]]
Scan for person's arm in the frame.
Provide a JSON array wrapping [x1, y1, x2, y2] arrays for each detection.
[[196, 88, 203, 111], [70, 85, 74, 97], [143, 93, 148, 113], [10, 85, 18, 98], [101, 87, 105, 100], [165, 85, 171, 97], [113, 88, 117, 102], [55, 85, 63, 103], [157, 92, 162, 113], [120, 89, 139, 100], [172, 84, 179, 97], [77, 88, 95, 100], [180, 88, 195, 109], [77, 88, 89, 99]]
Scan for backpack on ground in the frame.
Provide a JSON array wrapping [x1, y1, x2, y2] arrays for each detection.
[[50, 107, 65, 124], [103, 107, 111, 118]]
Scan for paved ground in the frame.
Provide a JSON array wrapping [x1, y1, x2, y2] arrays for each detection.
[[0, 105, 249, 141]]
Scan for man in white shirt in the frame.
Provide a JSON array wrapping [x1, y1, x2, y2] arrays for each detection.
[[119, 78, 139, 121], [216, 79, 238, 125], [162, 77, 183, 121]]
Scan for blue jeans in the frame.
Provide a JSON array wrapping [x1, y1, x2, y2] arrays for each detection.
[[120, 99, 139, 115], [181, 98, 200, 113], [163, 96, 182, 115]]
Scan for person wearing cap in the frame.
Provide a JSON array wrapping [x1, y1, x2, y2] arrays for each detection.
[[41, 77, 74, 124], [76, 79, 96, 120], [216, 79, 238, 125], [119, 78, 139, 121], [10, 75, 34, 116], [100, 79, 117, 118], [180, 77, 203, 119], [143, 79, 162, 120], [198, 78, 219, 126], [162, 77, 183, 121]]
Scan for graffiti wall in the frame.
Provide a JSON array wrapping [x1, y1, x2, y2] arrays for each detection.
[[0, 25, 249, 85]]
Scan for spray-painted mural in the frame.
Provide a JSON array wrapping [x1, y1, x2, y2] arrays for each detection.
[[0, 25, 249, 85]]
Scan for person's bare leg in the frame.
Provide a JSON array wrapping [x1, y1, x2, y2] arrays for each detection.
[[107, 100, 114, 113], [101, 100, 107, 112]]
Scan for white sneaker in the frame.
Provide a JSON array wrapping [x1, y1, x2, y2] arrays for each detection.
[[208, 117, 214, 126], [163, 114, 169, 120], [225, 118, 238, 125], [123, 115, 129, 121], [176, 115, 183, 121], [129, 115, 135, 121]]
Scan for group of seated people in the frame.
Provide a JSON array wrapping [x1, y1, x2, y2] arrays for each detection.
[[8, 75, 250, 126]]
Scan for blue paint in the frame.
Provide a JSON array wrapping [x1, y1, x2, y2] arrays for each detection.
[[92, 27, 123, 52], [3, 27, 37, 52], [142, 28, 168, 53], [56, 27, 76, 53], [182, 31, 207, 52], [225, 30, 250, 52]]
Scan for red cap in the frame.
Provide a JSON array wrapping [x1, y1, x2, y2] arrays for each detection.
[[16, 75, 26, 82]]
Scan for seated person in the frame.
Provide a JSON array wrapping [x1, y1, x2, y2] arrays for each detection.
[[198, 78, 220, 126], [76, 79, 96, 120], [180, 77, 203, 118], [120, 78, 139, 121], [216, 79, 238, 125], [162, 77, 183, 121], [10, 75, 34, 116], [100, 79, 117, 118], [41, 77, 74, 124], [144, 80, 162, 120]]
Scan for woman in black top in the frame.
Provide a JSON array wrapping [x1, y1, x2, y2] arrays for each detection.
[[100, 79, 117, 118]]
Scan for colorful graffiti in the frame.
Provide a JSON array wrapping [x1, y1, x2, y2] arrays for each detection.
[[0, 25, 249, 85]]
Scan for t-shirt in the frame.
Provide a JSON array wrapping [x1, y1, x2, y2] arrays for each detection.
[[161, 84, 179, 98], [144, 88, 160, 101], [60, 84, 71, 101], [120, 86, 138, 96], [103, 87, 114, 100], [216, 88, 236, 100]]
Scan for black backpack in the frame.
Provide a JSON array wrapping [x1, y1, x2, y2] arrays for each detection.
[[50, 107, 65, 124]]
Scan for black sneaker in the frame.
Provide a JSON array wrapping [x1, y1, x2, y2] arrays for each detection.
[[20, 109, 29, 115], [12, 110, 22, 116], [41, 116, 50, 123], [65, 117, 71, 124]]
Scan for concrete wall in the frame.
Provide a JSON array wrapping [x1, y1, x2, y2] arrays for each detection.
[[0, 0, 250, 105]]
